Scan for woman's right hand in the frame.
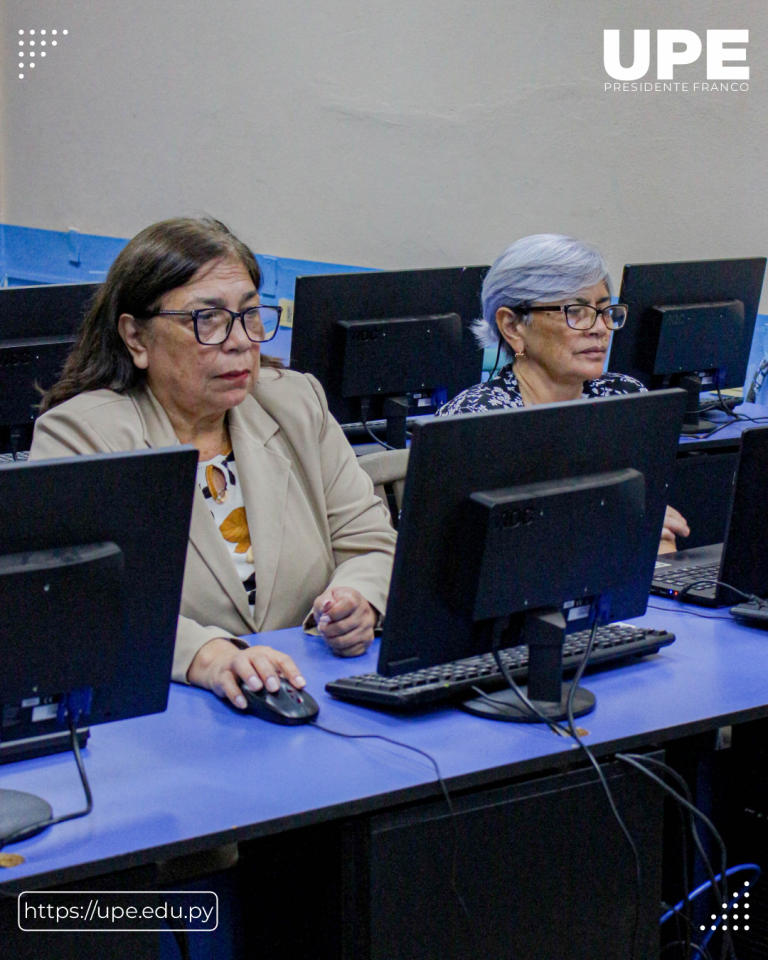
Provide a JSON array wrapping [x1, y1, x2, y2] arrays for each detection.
[[187, 637, 306, 709]]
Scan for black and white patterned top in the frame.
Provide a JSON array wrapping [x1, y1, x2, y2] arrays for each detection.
[[437, 363, 646, 416]]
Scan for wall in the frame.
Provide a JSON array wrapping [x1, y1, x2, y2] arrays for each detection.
[[0, 0, 766, 309]]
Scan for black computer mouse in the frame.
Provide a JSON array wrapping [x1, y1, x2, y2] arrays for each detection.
[[237, 678, 319, 725]]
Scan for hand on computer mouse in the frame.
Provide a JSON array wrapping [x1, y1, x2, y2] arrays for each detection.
[[311, 586, 376, 657], [187, 638, 306, 710], [658, 505, 690, 555]]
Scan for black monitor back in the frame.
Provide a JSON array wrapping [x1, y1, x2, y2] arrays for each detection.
[[290, 267, 488, 425], [0, 447, 197, 738], [721, 426, 768, 600], [612, 258, 766, 390], [378, 390, 686, 675], [0, 282, 100, 442]]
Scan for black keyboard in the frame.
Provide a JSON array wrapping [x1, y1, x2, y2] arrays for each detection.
[[326, 624, 675, 709], [653, 562, 720, 590]]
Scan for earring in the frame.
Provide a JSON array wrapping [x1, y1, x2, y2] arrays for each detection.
[[514, 347, 525, 359]]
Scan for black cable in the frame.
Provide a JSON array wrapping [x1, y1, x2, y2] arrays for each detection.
[[564, 618, 643, 960], [628, 763, 725, 960], [359, 398, 396, 451], [490, 646, 565, 735], [675, 792, 693, 959], [716, 387, 768, 426], [488, 612, 643, 959], [616, 755, 734, 960], [647, 603, 735, 622], [678, 579, 761, 604], [309, 720, 471, 923], [0, 718, 93, 850], [171, 926, 192, 960], [661, 942, 714, 960]]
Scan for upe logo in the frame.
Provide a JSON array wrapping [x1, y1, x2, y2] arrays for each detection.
[[604, 30, 749, 81]]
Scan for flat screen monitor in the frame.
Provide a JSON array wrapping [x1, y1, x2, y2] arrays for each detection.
[[378, 389, 686, 720], [289, 267, 488, 447], [611, 258, 766, 434], [0, 282, 100, 453], [0, 446, 197, 757]]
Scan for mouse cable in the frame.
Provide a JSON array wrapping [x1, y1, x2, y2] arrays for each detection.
[[309, 720, 471, 924], [647, 603, 735, 622], [615, 754, 735, 960], [0, 716, 94, 852]]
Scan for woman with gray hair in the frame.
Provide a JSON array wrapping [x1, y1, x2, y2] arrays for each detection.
[[439, 233, 642, 413], [438, 233, 689, 552]]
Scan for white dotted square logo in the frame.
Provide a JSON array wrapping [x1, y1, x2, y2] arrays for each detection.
[[17, 28, 68, 79]]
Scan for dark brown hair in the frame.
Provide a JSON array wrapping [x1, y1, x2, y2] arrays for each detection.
[[40, 217, 282, 413]]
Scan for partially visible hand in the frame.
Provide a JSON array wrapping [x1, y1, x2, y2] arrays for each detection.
[[187, 638, 306, 710], [311, 586, 377, 657], [659, 505, 690, 555]]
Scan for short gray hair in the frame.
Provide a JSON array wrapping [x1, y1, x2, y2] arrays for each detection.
[[473, 234, 612, 351]]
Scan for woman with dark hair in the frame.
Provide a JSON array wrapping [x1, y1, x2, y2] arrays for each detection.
[[32, 218, 397, 710]]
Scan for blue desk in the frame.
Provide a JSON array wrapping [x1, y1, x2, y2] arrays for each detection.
[[679, 401, 768, 446], [1, 602, 767, 893]]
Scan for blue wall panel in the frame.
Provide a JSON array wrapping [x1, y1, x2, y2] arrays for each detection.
[[0, 223, 374, 366]]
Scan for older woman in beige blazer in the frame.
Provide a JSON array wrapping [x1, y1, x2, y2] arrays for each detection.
[[31, 218, 396, 711]]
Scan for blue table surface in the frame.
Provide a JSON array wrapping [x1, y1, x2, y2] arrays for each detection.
[[2, 600, 768, 888], [679, 401, 768, 443]]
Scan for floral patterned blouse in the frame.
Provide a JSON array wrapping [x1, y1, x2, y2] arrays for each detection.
[[437, 363, 646, 416], [197, 450, 256, 612]]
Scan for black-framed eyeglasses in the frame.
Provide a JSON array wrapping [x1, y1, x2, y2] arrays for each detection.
[[153, 305, 282, 345], [524, 303, 628, 331]]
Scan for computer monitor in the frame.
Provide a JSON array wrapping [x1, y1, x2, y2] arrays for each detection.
[[289, 267, 488, 447], [611, 258, 766, 435], [0, 446, 197, 841], [0, 282, 100, 455], [378, 388, 686, 721]]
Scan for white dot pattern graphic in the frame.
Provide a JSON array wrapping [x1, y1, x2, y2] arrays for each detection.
[[16, 28, 68, 78]]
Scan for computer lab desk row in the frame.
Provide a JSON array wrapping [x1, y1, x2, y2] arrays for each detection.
[[2, 599, 768, 959]]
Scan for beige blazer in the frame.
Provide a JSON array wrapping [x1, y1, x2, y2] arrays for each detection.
[[30, 368, 397, 683]]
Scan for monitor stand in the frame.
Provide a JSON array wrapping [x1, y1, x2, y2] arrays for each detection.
[[675, 373, 718, 436], [461, 608, 596, 723], [383, 397, 409, 449], [0, 789, 52, 845]]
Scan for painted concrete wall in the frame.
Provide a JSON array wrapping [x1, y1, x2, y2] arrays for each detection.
[[1, 0, 766, 308]]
